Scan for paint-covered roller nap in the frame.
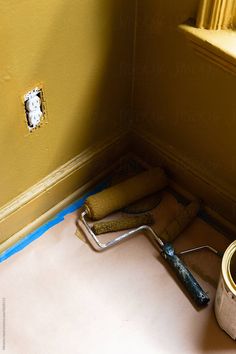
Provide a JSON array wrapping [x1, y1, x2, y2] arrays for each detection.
[[160, 201, 200, 242], [122, 192, 162, 214], [85, 168, 167, 220], [92, 213, 154, 235]]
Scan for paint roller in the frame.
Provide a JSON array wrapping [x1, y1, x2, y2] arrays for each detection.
[[80, 168, 210, 307], [85, 168, 167, 220]]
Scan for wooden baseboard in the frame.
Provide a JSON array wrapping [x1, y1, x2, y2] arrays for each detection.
[[131, 128, 236, 235], [3, 127, 236, 253], [0, 177, 105, 254], [0, 133, 128, 245]]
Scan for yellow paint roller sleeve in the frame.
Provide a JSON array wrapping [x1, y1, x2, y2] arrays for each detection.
[[85, 168, 167, 220]]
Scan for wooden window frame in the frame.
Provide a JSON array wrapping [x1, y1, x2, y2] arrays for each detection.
[[179, 1, 236, 75], [196, 0, 236, 30]]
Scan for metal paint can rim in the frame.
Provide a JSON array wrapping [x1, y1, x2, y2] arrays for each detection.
[[215, 240, 236, 339], [222, 240, 236, 295]]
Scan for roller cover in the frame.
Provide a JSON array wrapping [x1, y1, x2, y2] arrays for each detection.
[[85, 168, 167, 220], [160, 201, 200, 242], [92, 213, 154, 235]]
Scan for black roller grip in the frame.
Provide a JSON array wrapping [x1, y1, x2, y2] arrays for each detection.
[[161, 243, 210, 307]]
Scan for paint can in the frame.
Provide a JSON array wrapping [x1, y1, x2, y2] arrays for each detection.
[[215, 240, 236, 339]]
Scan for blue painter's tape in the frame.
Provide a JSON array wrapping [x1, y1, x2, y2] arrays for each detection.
[[0, 180, 109, 263]]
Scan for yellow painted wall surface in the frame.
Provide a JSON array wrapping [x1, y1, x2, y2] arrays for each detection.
[[0, 0, 135, 207], [134, 1, 236, 200]]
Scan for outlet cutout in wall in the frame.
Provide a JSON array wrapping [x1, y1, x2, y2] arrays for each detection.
[[24, 87, 46, 131]]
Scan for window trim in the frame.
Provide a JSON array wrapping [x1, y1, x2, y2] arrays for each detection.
[[196, 0, 236, 30], [179, 21, 236, 75]]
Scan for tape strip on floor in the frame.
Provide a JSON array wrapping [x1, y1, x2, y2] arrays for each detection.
[[0, 181, 108, 263]]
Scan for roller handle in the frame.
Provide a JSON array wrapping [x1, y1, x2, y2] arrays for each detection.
[[161, 243, 210, 307]]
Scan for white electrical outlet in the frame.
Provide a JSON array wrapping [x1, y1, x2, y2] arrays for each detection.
[[24, 87, 45, 130]]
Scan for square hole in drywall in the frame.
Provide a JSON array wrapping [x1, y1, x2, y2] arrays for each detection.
[[24, 86, 47, 131]]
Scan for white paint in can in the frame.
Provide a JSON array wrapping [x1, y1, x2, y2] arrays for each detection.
[[215, 240, 236, 340]]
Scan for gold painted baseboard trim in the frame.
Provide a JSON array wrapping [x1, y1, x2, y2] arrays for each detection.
[[0, 133, 128, 245], [0, 170, 115, 255], [131, 128, 236, 234]]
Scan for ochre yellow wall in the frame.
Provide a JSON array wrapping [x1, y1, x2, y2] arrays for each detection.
[[0, 0, 135, 207], [4, 0, 235, 223], [134, 1, 236, 201]]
